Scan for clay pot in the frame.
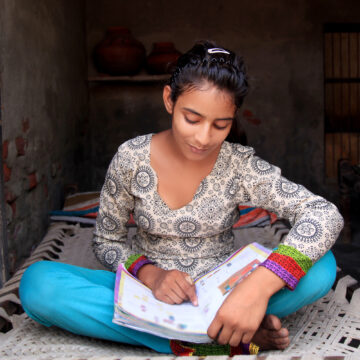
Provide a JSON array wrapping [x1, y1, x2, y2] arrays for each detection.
[[93, 27, 146, 76], [146, 42, 181, 74]]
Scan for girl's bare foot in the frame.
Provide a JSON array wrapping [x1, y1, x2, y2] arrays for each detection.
[[251, 314, 290, 350]]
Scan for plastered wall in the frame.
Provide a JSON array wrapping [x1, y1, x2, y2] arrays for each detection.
[[0, 0, 88, 273]]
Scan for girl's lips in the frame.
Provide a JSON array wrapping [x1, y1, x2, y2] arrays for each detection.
[[189, 144, 208, 154]]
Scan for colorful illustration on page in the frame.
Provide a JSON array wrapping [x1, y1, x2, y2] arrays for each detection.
[[218, 259, 260, 295]]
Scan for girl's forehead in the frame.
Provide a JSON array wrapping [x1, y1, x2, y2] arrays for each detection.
[[175, 82, 236, 116], [182, 82, 233, 100]]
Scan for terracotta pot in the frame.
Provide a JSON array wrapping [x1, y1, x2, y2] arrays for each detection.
[[93, 27, 145, 76], [146, 42, 181, 74]]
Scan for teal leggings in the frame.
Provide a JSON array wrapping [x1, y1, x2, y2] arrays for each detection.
[[19, 251, 336, 354]]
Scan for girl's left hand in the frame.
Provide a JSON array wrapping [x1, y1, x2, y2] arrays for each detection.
[[207, 266, 285, 346]]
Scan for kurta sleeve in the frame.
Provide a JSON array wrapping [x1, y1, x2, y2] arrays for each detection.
[[236, 147, 344, 290], [92, 145, 153, 273], [92, 145, 135, 272]]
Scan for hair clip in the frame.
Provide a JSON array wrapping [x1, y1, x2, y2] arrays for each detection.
[[208, 48, 230, 55]]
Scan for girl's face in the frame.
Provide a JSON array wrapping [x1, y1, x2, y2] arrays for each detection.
[[163, 82, 237, 161]]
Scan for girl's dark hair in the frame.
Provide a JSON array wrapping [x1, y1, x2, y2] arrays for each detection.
[[168, 41, 249, 144]]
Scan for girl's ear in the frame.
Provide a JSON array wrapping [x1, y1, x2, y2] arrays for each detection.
[[163, 85, 174, 114]]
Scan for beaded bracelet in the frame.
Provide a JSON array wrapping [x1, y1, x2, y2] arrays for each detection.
[[125, 254, 154, 277]]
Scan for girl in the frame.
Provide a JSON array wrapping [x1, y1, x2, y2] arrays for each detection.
[[20, 41, 344, 356]]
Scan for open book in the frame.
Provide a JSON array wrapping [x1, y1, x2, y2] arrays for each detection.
[[113, 242, 271, 343]]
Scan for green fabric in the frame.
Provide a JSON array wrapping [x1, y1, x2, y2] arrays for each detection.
[[174, 341, 232, 355], [190, 342, 231, 355], [274, 244, 313, 273], [124, 253, 143, 270]]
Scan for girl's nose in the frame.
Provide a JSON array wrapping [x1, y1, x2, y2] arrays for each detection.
[[194, 124, 211, 147]]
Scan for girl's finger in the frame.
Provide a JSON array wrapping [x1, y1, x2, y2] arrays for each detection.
[[207, 318, 223, 340], [241, 331, 255, 345], [169, 280, 189, 302], [163, 294, 175, 304], [216, 325, 235, 345], [166, 286, 186, 304], [176, 275, 198, 306], [228, 331, 242, 347]]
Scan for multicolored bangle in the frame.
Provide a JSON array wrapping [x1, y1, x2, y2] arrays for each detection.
[[169, 340, 259, 356], [260, 244, 312, 290], [125, 254, 154, 277]]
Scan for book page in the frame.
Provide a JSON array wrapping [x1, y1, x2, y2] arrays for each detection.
[[118, 269, 206, 334], [195, 243, 271, 325], [113, 242, 271, 341]]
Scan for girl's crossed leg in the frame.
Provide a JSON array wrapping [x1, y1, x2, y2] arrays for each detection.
[[19, 250, 336, 353]]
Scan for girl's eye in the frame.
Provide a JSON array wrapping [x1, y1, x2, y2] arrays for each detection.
[[185, 117, 198, 124], [184, 116, 230, 130], [214, 122, 230, 130]]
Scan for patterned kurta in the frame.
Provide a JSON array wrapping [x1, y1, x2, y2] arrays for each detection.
[[93, 134, 344, 289]]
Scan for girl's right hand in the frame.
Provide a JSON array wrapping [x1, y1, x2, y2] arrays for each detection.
[[137, 264, 198, 306]]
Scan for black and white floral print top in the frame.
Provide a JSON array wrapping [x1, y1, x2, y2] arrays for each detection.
[[93, 134, 343, 287]]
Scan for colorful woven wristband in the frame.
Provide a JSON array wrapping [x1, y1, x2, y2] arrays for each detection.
[[125, 254, 154, 277], [260, 244, 312, 290]]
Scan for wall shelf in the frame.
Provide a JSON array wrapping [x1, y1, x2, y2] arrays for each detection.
[[88, 74, 170, 83]]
